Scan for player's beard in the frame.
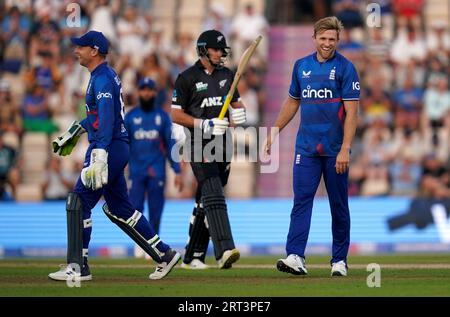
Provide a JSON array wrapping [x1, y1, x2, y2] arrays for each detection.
[[318, 47, 335, 61], [139, 97, 156, 112]]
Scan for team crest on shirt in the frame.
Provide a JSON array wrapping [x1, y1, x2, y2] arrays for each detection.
[[155, 115, 161, 126], [196, 82, 208, 92], [329, 67, 336, 80], [302, 70, 311, 78], [219, 79, 227, 88], [133, 117, 142, 125]]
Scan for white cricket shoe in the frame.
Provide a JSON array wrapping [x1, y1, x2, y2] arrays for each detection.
[[181, 259, 209, 270], [276, 254, 308, 275], [217, 248, 240, 269], [149, 249, 181, 280], [331, 260, 348, 276], [48, 264, 92, 281]]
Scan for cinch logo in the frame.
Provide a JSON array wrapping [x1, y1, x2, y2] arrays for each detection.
[[302, 85, 333, 99], [134, 129, 159, 140], [97, 92, 112, 99], [200, 97, 223, 108]]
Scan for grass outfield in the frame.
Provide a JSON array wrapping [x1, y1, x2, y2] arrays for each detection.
[[1, 254, 450, 297]]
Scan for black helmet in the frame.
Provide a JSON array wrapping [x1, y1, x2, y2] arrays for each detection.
[[196, 30, 230, 67]]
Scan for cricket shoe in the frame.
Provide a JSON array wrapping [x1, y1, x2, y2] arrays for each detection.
[[149, 249, 181, 280], [331, 260, 347, 277], [181, 259, 209, 270], [277, 254, 308, 275], [48, 263, 92, 281], [217, 248, 240, 269]]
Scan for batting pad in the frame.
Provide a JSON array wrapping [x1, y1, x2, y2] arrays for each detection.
[[102, 203, 163, 263], [201, 177, 235, 260], [184, 203, 210, 264], [66, 192, 83, 267]]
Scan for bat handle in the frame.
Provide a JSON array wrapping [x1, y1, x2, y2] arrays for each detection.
[[218, 95, 233, 119]]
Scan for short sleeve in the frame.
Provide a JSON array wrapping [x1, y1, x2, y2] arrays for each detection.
[[171, 74, 190, 110], [288, 60, 301, 100], [341, 61, 360, 100]]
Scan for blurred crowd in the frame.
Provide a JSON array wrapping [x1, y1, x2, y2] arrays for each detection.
[[334, 0, 450, 199], [0, 0, 449, 201]]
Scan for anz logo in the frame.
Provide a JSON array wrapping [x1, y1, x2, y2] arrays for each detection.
[[97, 92, 112, 99], [200, 96, 223, 108], [134, 129, 159, 140]]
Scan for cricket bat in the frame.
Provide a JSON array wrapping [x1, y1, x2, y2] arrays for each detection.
[[218, 35, 262, 119]]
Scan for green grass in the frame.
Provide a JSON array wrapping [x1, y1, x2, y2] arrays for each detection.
[[1, 254, 450, 296]]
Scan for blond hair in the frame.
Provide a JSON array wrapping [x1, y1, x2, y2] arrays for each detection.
[[314, 16, 344, 40]]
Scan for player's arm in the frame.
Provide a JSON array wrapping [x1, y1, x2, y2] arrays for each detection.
[[264, 96, 300, 155], [80, 79, 114, 190], [265, 60, 301, 155], [336, 62, 360, 174], [171, 75, 227, 135], [229, 88, 246, 125], [336, 100, 359, 174]]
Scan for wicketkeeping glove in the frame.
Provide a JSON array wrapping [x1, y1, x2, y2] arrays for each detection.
[[52, 120, 85, 156], [230, 107, 246, 125], [81, 149, 108, 190], [199, 118, 229, 136]]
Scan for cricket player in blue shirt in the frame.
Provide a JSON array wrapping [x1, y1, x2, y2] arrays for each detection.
[[48, 31, 180, 282], [124, 77, 182, 235], [265, 17, 360, 277]]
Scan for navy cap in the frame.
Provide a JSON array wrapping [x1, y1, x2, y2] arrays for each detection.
[[71, 30, 109, 54], [138, 77, 156, 90]]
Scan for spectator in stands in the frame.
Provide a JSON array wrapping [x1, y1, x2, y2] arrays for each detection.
[[333, 0, 363, 29], [0, 131, 20, 200], [25, 51, 63, 97], [393, 76, 423, 130], [203, 3, 230, 38], [230, 3, 269, 62], [1, 6, 27, 40], [1, 6, 29, 73], [422, 76, 450, 130], [362, 82, 393, 126], [21, 84, 57, 133], [426, 20, 450, 54], [420, 153, 450, 199], [42, 156, 76, 200], [366, 28, 392, 62], [390, 25, 427, 66], [424, 56, 446, 88], [388, 127, 424, 196], [360, 127, 391, 196], [139, 53, 169, 91], [88, 0, 117, 46], [117, 4, 148, 67], [392, 0, 424, 28], [0, 79, 22, 137], [29, 5, 61, 61]]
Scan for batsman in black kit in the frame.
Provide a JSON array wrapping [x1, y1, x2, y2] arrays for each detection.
[[171, 30, 247, 269]]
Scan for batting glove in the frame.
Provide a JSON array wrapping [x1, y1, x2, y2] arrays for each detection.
[[81, 149, 108, 190], [199, 118, 229, 136], [230, 107, 246, 125]]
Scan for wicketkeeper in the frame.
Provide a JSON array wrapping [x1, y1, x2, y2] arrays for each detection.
[[48, 30, 180, 282]]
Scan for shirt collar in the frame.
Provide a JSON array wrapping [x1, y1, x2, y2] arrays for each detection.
[[91, 61, 108, 75]]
